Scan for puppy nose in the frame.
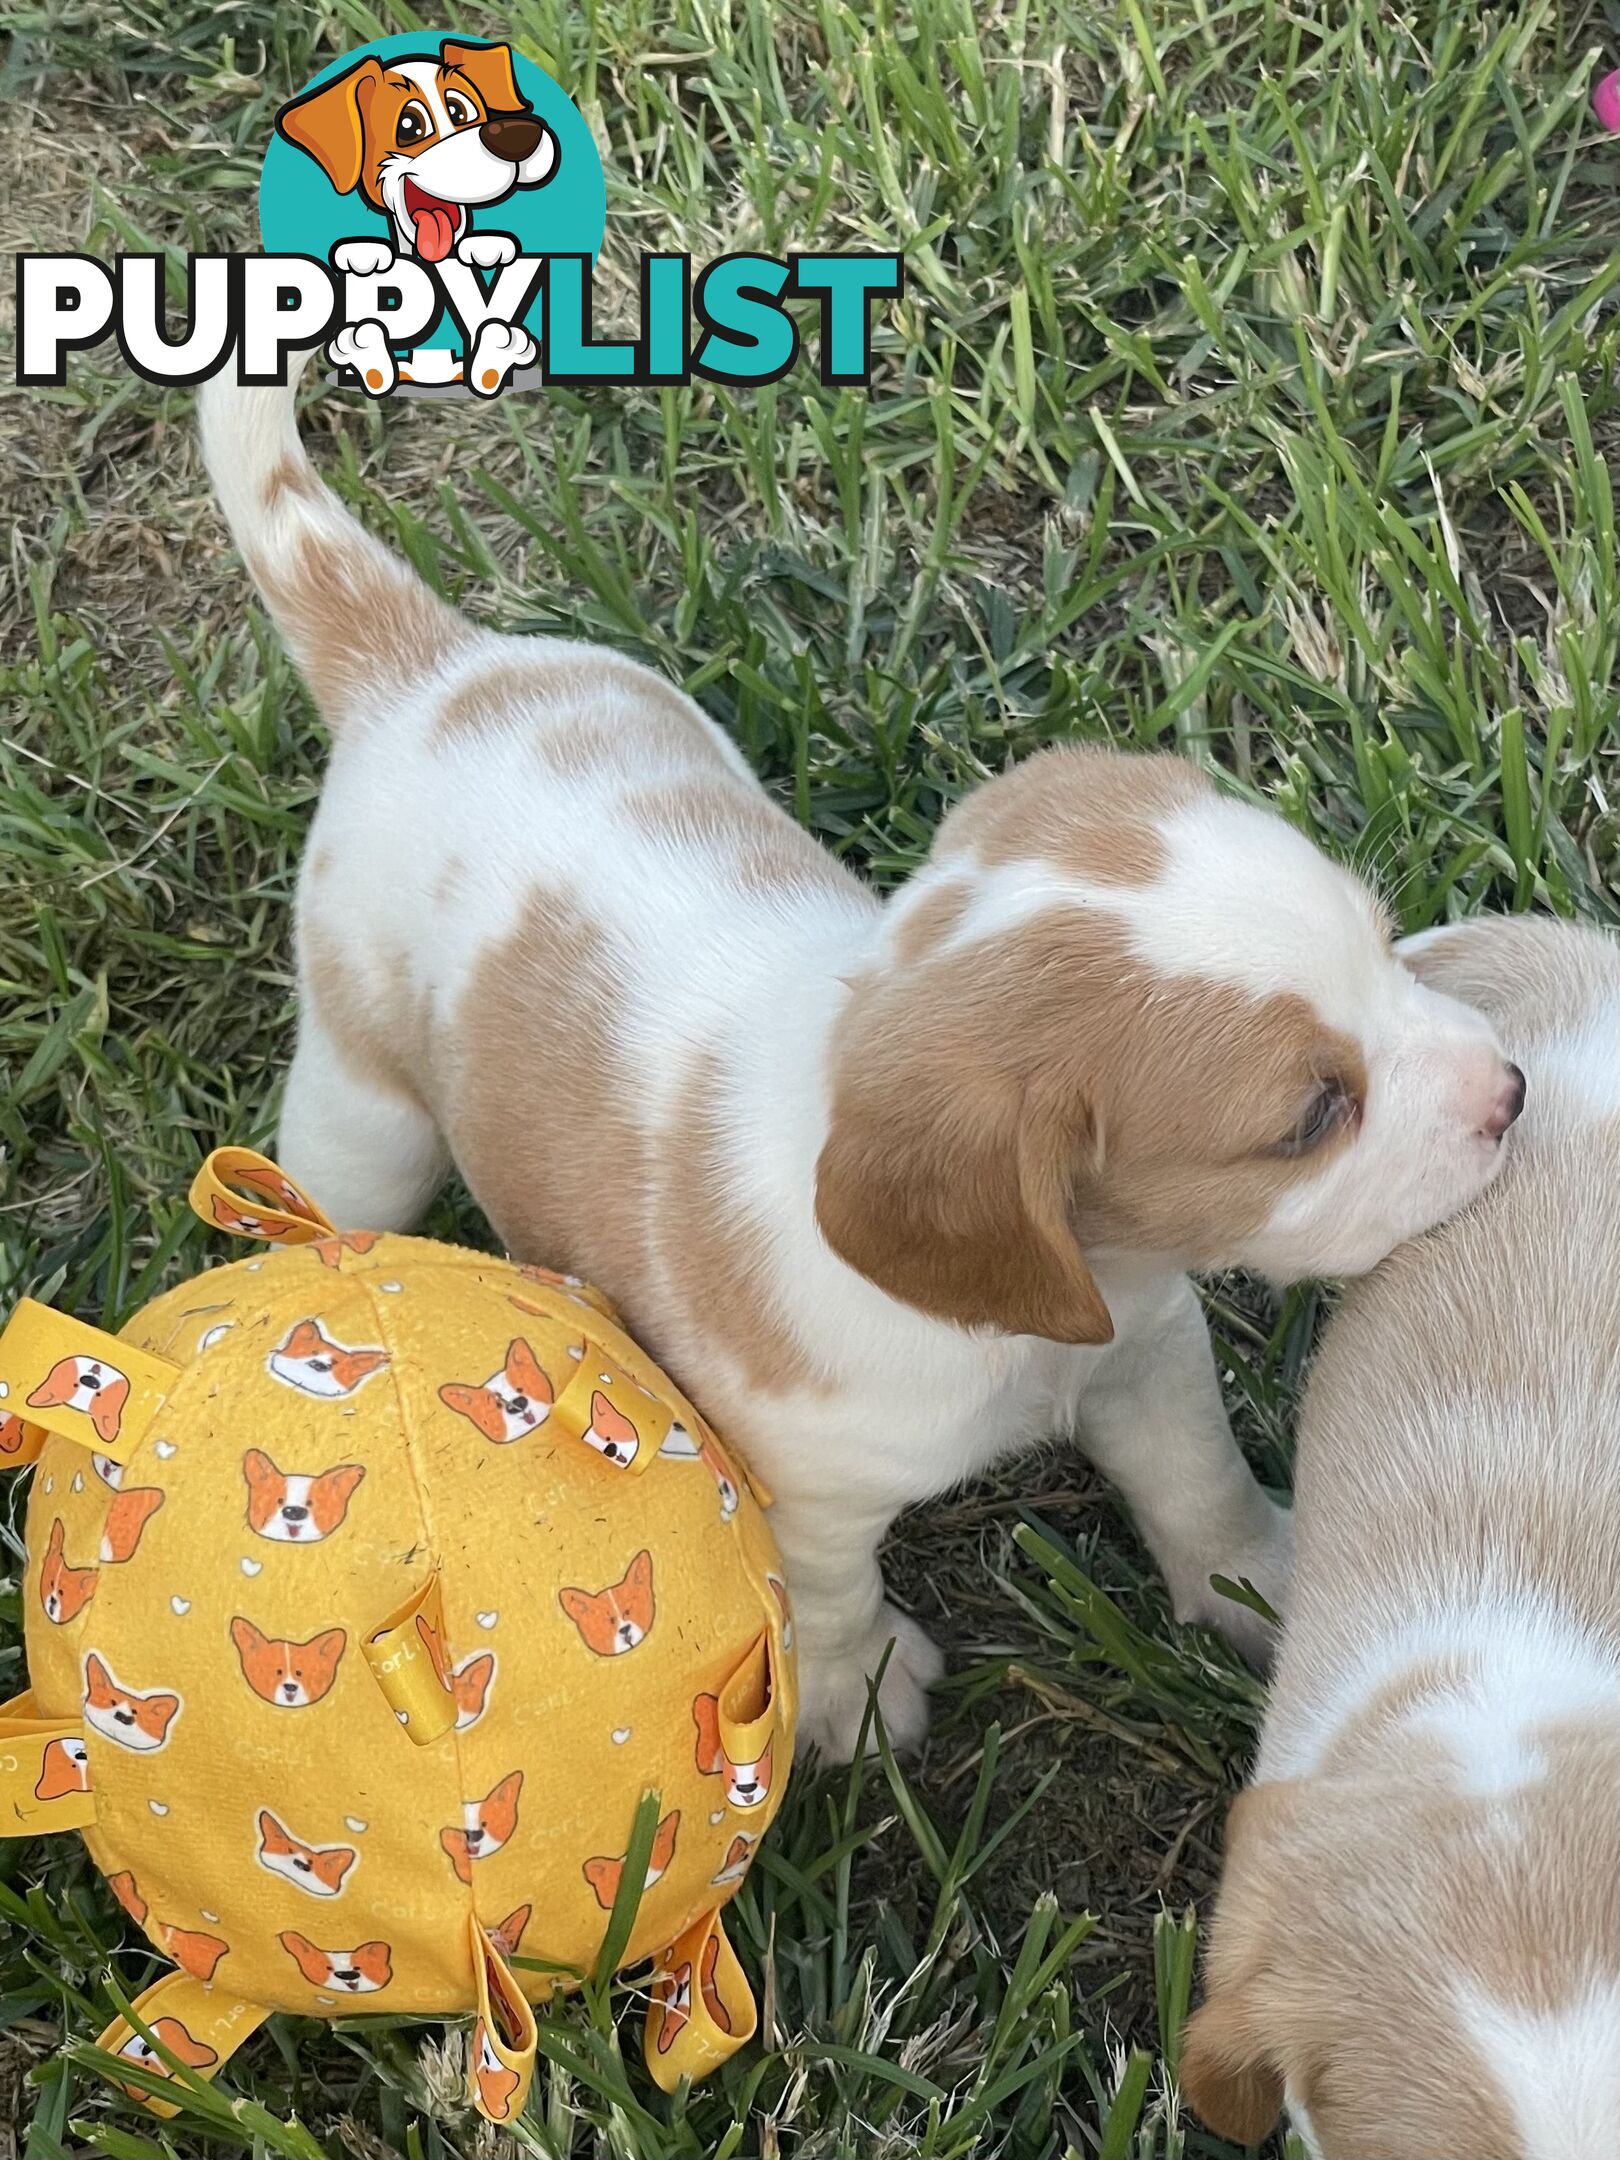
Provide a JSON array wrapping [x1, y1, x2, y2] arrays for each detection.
[[481, 114, 543, 162], [283, 1505, 308, 1522], [1484, 1061, 1527, 1140]]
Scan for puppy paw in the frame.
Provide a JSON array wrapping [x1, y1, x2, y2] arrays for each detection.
[[456, 231, 519, 270], [467, 320, 536, 398], [1175, 1499, 1295, 1667], [332, 240, 395, 278], [797, 1605, 944, 1761], [327, 321, 396, 397]]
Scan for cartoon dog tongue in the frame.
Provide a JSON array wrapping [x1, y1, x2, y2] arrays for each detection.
[[406, 183, 458, 263]]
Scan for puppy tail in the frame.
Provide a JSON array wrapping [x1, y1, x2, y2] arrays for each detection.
[[198, 352, 471, 731]]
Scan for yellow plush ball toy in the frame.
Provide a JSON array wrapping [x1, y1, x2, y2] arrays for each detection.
[[0, 1149, 795, 2122]]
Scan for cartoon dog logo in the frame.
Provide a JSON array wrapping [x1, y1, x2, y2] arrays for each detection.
[[27, 1354, 131, 1445], [559, 1549, 655, 1656], [276, 40, 559, 393], [242, 1447, 365, 1542], [257, 1809, 359, 1897], [83, 1652, 180, 1753], [693, 1693, 773, 1810], [279, 1931, 393, 1994], [267, 1319, 389, 1399], [439, 1769, 523, 1883], [582, 1808, 680, 1911], [439, 1338, 554, 1443], [231, 1616, 347, 1707]]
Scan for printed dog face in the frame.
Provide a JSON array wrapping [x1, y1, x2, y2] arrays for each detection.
[[489, 1904, 531, 1959], [452, 1650, 495, 1729], [242, 1447, 365, 1542], [650, 1934, 732, 2057], [83, 1653, 180, 1752], [36, 1734, 90, 1799], [257, 1808, 359, 1897], [276, 41, 558, 263], [474, 2024, 522, 2119], [693, 1694, 773, 1809], [100, 1485, 165, 1564], [279, 1930, 392, 1994], [39, 1520, 97, 1624], [117, 2017, 219, 2074], [817, 749, 1524, 1341], [580, 1390, 641, 1468], [27, 1354, 130, 1444], [439, 1337, 554, 1442], [231, 1616, 347, 1708], [582, 1808, 680, 1910], [163, 1925, 229, 1983], [268, 1320, 390, 1399], [559, 1549, 655, 1655], [439, 1769, 522, 1882]]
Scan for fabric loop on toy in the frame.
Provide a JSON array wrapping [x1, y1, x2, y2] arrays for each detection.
[[188, 1147, 337, 1244], [0, 1690, 95, 1834], [363, 1572, 457, 1746], [551, 1348, 672, 1475], [718, 1633, 776, 1767], [642, 1907, 757, 2093], [0, 1300, 177, 1467], [468, 1916, 538, 2123], [96, 1971, 270, 2119]]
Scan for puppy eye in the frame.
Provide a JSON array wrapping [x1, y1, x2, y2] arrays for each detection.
[[444, 90, 478, 127], [1274, 1079, 1352, 1157], [396, 101, 433, 146]]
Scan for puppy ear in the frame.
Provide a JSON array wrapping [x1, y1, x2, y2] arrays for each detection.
[[439, 39, 526, 115], [815, 983, 1112, 1344], [1179, 1994, 1284, 2145], [276, 57, 384, 195]]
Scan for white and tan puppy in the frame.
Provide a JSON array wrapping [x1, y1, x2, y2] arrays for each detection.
[[1183, 915, 1620, 2158], [198, 365, 1522, 1758]]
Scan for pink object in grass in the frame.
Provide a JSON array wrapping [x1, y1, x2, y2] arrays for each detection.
[[1595, 69, 1620, 133]]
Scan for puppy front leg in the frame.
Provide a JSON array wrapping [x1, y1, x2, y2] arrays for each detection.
[[767, 1494, 943, 1761], [1074, 1276, 1293, 1663]]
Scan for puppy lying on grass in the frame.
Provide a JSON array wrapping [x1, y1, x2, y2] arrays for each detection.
[[1184, 915, 1617, 2158], [200, 360, 1522, 1758]]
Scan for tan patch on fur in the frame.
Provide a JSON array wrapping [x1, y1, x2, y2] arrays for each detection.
[[816, 908, 1364, 1339], [892, 881, 970, 964], [622, 776, 853, 899], [303, 922, 436, 1105], [936, 744, 1209, 882], [264, 455, 319, 509], [656, 1054, 827, 1394], [249, 536, 466, 722]]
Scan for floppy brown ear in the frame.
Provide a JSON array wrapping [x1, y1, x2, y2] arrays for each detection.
[[440, 39, 527, 114], [815, 982, 1112, 1343], [1179, 1993, 1285, 2145], [276, 57, 384, 195]]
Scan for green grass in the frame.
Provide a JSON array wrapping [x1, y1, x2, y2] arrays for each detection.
[[2, 0, 1618, 2150]]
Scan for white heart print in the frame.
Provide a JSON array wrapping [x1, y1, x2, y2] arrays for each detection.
[[240, 1557, 263, 1577], [149, 1801, 170, 1817], [155, 1441, 177, 1459], [170, 1596, 191, 1616], [612, 1728, 631, 1745], [477, 1611, 497, 1630], [345, 1817, 368, 1834]]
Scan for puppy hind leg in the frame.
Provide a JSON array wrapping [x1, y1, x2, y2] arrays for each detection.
[[277, 1013, 450, 1234]]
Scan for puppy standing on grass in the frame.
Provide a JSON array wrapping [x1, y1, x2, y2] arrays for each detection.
[[198, 365, 1524, 1759], [1182, 916, 1620, 2158]]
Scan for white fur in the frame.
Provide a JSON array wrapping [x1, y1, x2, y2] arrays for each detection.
[[196, 367, 1520, 1758], [1460, 1979, 1620, 2159]]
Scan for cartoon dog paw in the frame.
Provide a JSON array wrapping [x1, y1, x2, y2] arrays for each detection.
[[457, 232, 519, 270], [327, 322, 396, 398], [332, 240, 395, 278], [468, 320, 535, 398]]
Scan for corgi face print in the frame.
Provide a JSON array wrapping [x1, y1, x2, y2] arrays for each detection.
[[107, 1871, 147, 1924], [712, 1832, 757, 1887], [693, 1694, 774, 1810], [558, 1549, 655, 1656], [703, 1440, 739, 1522], [453, 1651, 495, 1729], [231, 1616, 347, 1707], [90, 1451, 123, 1487], [439, 1770, 522, 1883], [242, 1448, 365, 1542], [36, 1734, 90, 1799], [118, 2016, 219, 2074], [28, 1354, 130, 1445], [257, 1809, 358, 1897], [474, 2025, 522, 2119], [267, 1320, 389, 1399], [100, 1486, 165, 1564], [83, 1653, 180, 1752], [489, 1904, 531, 1959], [279, 1930, 392, 1994], [163, 1925, 228, 1983], [583, 1809, 680, 1910], [652, 1960, 693, 2054], [438, 1338, 554, 1443], [0, 1412, 32, 1455], [39, 1519, 98, 1624], [312, 1231, 379, 1267], [212, 1195, 291, 1237], [581, 1391, 640, 1468]]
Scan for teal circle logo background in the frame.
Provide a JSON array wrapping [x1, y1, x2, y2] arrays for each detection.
[[258, 34, 605, 353]]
